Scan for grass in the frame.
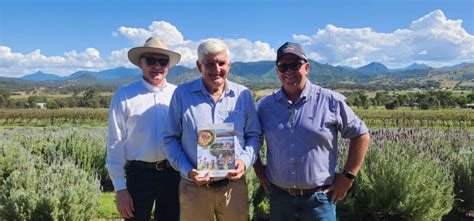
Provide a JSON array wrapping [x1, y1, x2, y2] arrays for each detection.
[[96, 192, 121, 219]]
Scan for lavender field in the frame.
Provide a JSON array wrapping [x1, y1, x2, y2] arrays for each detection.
[[0, 126, 472, 220]]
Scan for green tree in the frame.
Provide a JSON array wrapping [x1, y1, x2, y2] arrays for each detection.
[[358, 92, 370, 109], [46, 99, 59, 109], [374, 92, 391, 106], [0, 88, 11, 108], [81, 89, 101, 108]]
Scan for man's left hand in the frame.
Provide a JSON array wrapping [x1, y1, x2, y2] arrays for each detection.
[[324, 173, 353, 203], [227, 159, 245, 180]]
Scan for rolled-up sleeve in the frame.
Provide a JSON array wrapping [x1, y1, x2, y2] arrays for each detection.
[[335, 97, 369, 139]]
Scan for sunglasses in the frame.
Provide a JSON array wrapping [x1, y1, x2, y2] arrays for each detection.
[[277, 61, 306, 73], [143, 57, 169, 67]]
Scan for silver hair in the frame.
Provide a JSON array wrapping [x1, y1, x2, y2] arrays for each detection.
[[197, 39, 230, 62]]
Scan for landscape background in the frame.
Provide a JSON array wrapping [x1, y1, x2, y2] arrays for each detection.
[[0, 0, 473, 220]]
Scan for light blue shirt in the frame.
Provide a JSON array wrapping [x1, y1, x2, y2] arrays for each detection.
[[257, 80, 368, 189], [163, 79, 263, 181]]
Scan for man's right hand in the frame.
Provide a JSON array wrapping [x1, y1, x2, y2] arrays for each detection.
[[115, 189, 134, 219], [253, 163, 270, 191], [188, 169, 211, 186]]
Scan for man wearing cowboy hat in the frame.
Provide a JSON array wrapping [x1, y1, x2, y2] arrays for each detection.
[[106, 37, 181, 221]]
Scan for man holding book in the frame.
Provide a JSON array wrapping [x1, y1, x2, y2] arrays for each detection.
[[163, 39, 263, 221]]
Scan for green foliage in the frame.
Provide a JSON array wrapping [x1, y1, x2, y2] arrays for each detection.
[[354, 108, 473, 128], [343, 143, 454, 220], [0, 127, 109, 189], [246, 169, 270, 221], [96, 192, 121, 219], [46, 99, 59, 109], [0, 158, 100, 221], [337, 128, 472, 220], [452, 149, 474, 212], [0, 108, 109, 126], [0, 140, 39, 185]]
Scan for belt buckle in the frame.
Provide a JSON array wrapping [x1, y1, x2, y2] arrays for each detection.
[[287, 188, 304, 196], [155, 161, 165, 171]]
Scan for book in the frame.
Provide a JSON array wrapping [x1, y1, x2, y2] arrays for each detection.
[[196, 123, 235, 177]]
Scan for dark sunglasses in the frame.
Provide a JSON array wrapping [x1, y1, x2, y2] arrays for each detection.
[[277, 61, 306, 73], [143, 57, 169, 67]]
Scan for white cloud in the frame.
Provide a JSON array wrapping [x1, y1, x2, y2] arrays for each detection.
[[0, 10, 472, 77], [0, 46, 112, 77], [115, 21, 276, 67], [118, 21, 184, 46], [294, 9, 474, 68]]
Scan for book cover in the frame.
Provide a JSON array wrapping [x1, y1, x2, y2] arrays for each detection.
[[197, 123, 235, 177]]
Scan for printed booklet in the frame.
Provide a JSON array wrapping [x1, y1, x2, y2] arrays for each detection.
[[197, 123, 235, 177]]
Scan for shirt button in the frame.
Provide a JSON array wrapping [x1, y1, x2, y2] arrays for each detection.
[[291, 144, 294, 147], [293, 185, 296, 188], [292, 171, 295, 174], [291, 158, 294, 161]]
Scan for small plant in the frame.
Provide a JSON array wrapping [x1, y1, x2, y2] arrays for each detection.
[[0, 140, 39, 185], [452, 149, 474, 214], [0, 158, 101, 221]]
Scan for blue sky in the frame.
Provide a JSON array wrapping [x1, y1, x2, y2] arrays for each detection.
[[0, 0, 473, 77]]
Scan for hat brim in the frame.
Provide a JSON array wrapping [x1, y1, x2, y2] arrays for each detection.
[[128, 47, 181, 68]]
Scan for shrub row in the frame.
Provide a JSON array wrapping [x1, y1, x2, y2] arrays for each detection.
[[0, 127, 472, 220], [0, 129, 102, 220]]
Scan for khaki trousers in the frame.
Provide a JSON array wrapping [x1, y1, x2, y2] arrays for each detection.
[[179, 179, 249, 221]]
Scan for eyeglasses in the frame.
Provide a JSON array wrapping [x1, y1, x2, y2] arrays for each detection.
[[277, 61, 306, 73], [142, 57, 169, 67]]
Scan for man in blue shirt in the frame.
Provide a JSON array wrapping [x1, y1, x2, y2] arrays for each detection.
[[253, 42, 370, 221], [163, 39, 263, 221]]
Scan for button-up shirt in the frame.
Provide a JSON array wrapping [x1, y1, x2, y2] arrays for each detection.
[[106, 78, 176, 191], [257, 80, 368, 189], [163, 79, 263, 181]]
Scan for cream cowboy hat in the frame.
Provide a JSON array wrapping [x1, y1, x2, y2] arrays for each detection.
[[128, 37, 181, 67]]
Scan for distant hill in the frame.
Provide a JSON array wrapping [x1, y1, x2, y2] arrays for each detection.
[[390, 63, 431, 72], [3, 61, 473, 92], [20, 71, 63, 81], [356, 62, 389, 74], [404, 63, 431, 70]]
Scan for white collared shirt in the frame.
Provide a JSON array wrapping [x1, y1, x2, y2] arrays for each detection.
[[106, 78, 176, 191]]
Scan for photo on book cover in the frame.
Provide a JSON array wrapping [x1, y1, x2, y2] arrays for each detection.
[[197, 123, 235, 177]]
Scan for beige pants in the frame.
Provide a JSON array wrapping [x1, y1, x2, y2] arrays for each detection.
[[179, 179, 249, 221]]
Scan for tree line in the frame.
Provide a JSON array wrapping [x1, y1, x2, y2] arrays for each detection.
[[1, 87, 473, 110], [0, 88, 111, 109], [344, 90, 474, 110]]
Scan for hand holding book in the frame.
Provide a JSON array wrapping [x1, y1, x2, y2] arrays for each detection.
[[227, 159, 245, 181]]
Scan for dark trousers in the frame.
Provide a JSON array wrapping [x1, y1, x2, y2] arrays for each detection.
[[125, 164, 180, 221]]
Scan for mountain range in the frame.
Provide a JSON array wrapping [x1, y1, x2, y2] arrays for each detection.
[[2, 60, 473, 91]]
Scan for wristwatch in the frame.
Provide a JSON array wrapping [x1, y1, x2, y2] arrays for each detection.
[[342, 170, 356, 180]]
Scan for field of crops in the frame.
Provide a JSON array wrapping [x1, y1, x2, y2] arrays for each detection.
[[0, 125, 472, 220], [0, 108, 472, 128]]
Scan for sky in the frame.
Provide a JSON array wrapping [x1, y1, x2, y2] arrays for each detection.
[[0, 0, 473, 77]]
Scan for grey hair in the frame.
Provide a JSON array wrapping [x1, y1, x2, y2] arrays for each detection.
[[197, 39, 230, 62]]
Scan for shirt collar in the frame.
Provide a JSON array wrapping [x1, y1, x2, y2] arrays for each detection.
[[276, 79, 314, 104], [140, 78, 168, 92], [191, 79, 235, 97]]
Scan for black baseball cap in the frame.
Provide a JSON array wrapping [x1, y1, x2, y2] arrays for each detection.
[[276, 42, 308, 63]]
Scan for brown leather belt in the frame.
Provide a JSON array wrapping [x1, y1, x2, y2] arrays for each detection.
[[277, 185, 330, 196], [127, 160, 170, 171]]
